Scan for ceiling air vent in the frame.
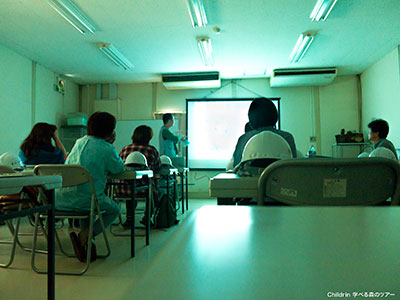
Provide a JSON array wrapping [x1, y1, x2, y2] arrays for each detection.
[[161, 71, 220, 90], [270, 67, 337, 87]]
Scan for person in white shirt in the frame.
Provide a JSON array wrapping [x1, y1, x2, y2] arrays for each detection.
[[57, 112, 125, 262]]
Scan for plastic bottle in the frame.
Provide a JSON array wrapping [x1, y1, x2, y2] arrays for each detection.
[[308, 145, 317, 158]]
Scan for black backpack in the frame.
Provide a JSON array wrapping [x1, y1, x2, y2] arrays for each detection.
[[154, 189, 179, 228]]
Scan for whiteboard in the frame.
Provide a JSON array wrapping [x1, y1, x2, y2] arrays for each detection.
[[114, 119, 180, 153]]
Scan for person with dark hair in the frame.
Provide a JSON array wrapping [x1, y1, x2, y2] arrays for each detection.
[[87, 111, 117, 142], [226, 122, 254, 171], [19, 122, 66, 165], [248, 98, 279, 129], [368, 119, 397, 159], [118, 125, 161, 227], [231, 98, 297, 168], [159, 113, 186, 158], [120, 125, 161, 174], [56, 112, 125, 262], [244, 122, 253, 133]]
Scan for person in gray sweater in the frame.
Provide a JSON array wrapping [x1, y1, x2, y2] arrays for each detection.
[[231, 98, 297, 168], [368, 119, 398, 160]]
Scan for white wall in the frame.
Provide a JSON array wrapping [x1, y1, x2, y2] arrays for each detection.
[[0, 44, 80, 155], [0, 44, 33, 155], [35, 64, 80, 126], [83, 77, 360, 197], [119, 83, 154, 120], [319, 76, 360, 157], [361, 47, 400, 147]]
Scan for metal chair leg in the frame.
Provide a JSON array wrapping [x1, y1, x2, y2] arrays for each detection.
[[0, 216, 21, 268], [32, 214, 92, 275], [95, 203, 111, 258]]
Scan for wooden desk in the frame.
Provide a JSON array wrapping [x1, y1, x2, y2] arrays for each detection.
[[132, 206, 400, 300], [109, 169, 153, 181], [0, 174, 61, 194], [109, 169, 153, 257], [209, 173, 259, 205], [0, 174, 62, 300], [158, 168, 178, 176]]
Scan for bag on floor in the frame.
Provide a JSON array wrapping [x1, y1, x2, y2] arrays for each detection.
[[154, 189, 179, 228]]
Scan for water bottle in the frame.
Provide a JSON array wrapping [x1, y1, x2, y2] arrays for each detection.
[[308, 145, 317, 158]]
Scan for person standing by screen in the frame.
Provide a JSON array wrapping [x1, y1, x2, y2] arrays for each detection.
[[159, 113, 185, 158], [368, 119, 398, 160]]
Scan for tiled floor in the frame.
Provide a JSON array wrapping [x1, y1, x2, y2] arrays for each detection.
[[0, 199, 216, 300]]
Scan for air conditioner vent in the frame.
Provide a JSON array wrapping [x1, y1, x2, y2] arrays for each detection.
[[161, 72, 220, 89], [270, 67, 337, 87]]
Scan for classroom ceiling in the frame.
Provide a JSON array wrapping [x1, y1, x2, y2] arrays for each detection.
[[0, 0, 399, 84]]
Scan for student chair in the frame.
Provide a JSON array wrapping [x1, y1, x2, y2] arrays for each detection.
[[109, 190, 150, 237], [258, 158, 400, 206], [31, 164, 111, 275], [0, 166, 45, 268], [108, 174, 153, 240]]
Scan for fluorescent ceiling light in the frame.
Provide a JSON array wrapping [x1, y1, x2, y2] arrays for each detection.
[[197, 37, 213, 66], [289, 33, 315, 63], [98, 43, 134, 71], [185, 0, 208, 27], [47, 0, 96, 34], [310, 0, 338, 22]]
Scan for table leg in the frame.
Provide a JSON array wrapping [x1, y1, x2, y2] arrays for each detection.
[[185, 171, 188, 210], [173, 173, 177, 217], [47, 189, 55, 300], [166, 175, 170, 227], [130, 179, 136, 258], [146, 177, 150, 246], [180, 173, 184, 214]]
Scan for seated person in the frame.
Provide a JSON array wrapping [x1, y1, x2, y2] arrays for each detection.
[[244, 122, 252, 133], [369, 147, 397, 161], [231, 98, 297, 168], [234, 131, 293, 205], [226, 122, 254, 171], [56, 112, 125, 262], [118, 125, 161, 227], [368, 119, 398, 160], [19, 122, 67, 165], [235, 131, 293, 176]]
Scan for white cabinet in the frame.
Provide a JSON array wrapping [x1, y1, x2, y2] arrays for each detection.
[[331, 143, 373, 158], [60, 125, 87, 152]]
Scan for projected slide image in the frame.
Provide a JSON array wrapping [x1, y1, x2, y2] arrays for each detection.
[[189, 102, 249, 159]]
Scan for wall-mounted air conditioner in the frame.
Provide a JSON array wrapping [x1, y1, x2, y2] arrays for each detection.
[[161, 71, 220, 90], [270, 67, 337, 87]]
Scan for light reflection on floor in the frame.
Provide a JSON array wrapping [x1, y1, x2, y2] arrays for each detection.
[[193, 206, 252, 262]]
